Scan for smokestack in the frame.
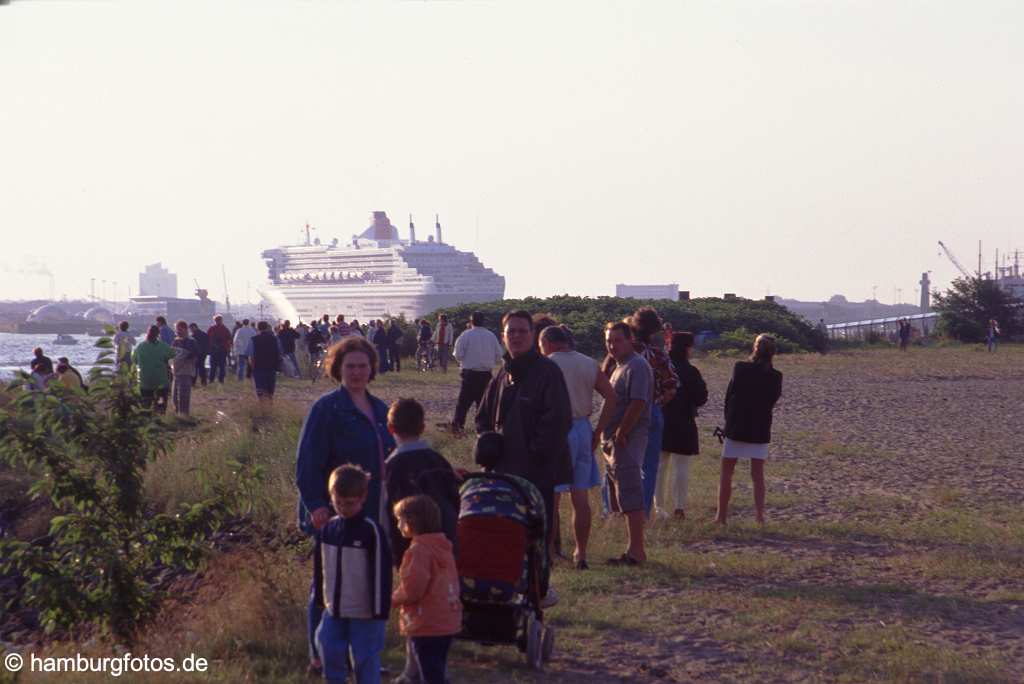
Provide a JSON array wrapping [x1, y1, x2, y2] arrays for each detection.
[[409, 214, 416, 244], [435, 214, 443, 244], [919, 272, 930, 312]]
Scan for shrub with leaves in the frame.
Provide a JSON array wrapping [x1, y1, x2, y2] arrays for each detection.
[[424, 295, 824, 357], [932, 277, 1022, 342], [0, 332, 251, 643]]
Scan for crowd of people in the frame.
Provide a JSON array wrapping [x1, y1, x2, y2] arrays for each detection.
[[293, 306, 784, 683]]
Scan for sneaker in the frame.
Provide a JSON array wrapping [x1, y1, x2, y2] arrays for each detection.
[[540, 587, 559, 608]]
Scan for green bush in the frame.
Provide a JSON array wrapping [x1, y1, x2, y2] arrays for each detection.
[[422, 295, 823, 357], [0, 333, 260, 643], [699, 327, 803, 355]]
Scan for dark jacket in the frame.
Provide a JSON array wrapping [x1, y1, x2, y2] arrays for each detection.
[[661, 358, 708, 455], [296, 386, 397, 533], [250, 331, 281, 371], [191, 328, 210, 356], [475, 350, 573, 490], [384, 444, 460, 567], [278, 327, 300, 354], [723, 361, 783, 444], [312, 512, 392, 620]]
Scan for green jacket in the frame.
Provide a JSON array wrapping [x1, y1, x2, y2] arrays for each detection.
[[132, 339, 175, 390]]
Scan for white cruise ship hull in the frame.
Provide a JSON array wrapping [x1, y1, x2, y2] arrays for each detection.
[[261, 216, 505, 323]]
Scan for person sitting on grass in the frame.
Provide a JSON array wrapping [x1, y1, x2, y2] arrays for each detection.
[[312, 464, 392, 684], [392, 495, 462, 684], [384, 397, 462, 684]]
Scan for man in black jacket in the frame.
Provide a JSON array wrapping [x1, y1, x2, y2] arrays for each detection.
[[476, 310, 572, 598], [188, 323, 210, 386], [248, 321, 283, 400]]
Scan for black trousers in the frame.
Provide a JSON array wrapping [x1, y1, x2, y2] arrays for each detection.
[[194, 354, 208, 386], [452, 369, 492, 429], [411, 636, 452, 684]]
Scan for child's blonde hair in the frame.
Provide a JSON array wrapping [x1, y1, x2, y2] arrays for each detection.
[[393, 495, 441, 535]]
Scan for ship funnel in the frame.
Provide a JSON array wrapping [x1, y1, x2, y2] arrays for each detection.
[[409, 214, 416, 244], [435, 214, 443, 244]]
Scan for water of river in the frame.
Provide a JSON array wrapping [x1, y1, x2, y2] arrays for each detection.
[[0, 332, 106, 379]]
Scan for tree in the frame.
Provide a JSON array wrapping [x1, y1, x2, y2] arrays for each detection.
[[0, 331, 255, 643], [932, 277, 1022, 342]]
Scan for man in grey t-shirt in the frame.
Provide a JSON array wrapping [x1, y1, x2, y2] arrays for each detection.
[[601, 321, 653, 565]]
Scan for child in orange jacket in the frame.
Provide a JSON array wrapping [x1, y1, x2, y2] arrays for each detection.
[[392, 495, 462, 684]]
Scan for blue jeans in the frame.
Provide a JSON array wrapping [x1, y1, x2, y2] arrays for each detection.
[[315, 615, 385, 684], [643, 405, 664, 515], [236, 355, 249, 380], [283, 351, 299, 377]]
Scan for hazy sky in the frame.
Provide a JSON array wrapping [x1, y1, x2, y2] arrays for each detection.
[[2, 1, 1022, 306]]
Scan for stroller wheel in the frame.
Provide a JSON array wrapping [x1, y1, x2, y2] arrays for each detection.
[[526, 614, 544, 670], [542, 624, 555, 661]]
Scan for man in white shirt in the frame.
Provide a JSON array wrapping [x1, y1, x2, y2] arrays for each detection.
[[445, 312, 503, 434], [233, 319, 258, 381], [539, 324, 617, 570]]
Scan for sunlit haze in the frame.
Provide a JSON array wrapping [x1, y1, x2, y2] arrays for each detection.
[[2, 1, 1021, 306]]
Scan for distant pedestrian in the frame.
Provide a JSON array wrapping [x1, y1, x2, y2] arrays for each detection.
[[372, 320, 390, 374], [335, 314, 351, 338], [56, 356, 86, 390], [206, 315, 232, 383], [656, 332, 707, 520], [189, 322, 210, 386], [30, 346, 54, 376], [986, 319, 1000, 352], [386, 319, 403, 372], [113, 321, 136, 373], [156, 316, 174, 345], [306, 325, 326, 382], [170, 320, 198, 415], [132, 325, 175, 413], [349, 319, 365, 338], [247, 321, 282, 400], [277, 319, 301, 378], [898, 319, 911, 351], [233, 318, 257, 380], [417, 319, 434, 370], [600, 321, 654, 566], [446, 312, 503, 435], [432, 314, 453, 373], [716, 333, 783, 525]]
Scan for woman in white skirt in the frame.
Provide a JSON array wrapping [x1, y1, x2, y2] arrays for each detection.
[[716, 334, 783, 525]]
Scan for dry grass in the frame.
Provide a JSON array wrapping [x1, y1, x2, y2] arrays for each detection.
[[7, 346, 1024, 683]]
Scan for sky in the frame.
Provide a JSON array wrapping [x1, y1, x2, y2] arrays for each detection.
[[1, 1, 1022, 306]]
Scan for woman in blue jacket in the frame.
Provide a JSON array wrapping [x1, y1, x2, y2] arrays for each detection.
[[296, 335, 396, 676]]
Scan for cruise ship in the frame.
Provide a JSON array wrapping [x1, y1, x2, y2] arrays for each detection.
[[260, 212, 506, 322]]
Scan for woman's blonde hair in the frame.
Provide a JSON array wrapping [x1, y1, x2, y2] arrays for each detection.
[[750, 333, 777, 365]]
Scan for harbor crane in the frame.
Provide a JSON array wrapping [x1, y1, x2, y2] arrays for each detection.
[[937, 241, 972, 279]]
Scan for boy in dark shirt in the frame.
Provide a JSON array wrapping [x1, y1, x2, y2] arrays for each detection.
[[384, 398, 461, 684]]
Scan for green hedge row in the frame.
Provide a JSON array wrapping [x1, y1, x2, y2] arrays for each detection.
[[422, 295, 824, 358]]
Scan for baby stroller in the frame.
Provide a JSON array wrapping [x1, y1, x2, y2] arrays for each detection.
[[456, 470, 555, 670]]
